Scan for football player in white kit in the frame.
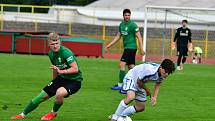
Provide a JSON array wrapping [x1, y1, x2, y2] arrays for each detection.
[[110, 59, 175, 121]]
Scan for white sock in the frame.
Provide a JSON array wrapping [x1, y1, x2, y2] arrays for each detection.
[[121, 106, 136, 116], [118, 83, 122, 87], [20, 112, 25, 117], [111, 114, 119, 120], [51, 109, 57, 113], [113, 100, 128, 120]]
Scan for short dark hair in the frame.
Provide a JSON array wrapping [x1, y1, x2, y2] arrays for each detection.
[[123, 9, 131, 15], [160, 59, 175, 75], [182, 20, 188, 23]]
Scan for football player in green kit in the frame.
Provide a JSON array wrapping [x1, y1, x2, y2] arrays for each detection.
[[106, 9, 145, 93], [11, 32, 83, 120]]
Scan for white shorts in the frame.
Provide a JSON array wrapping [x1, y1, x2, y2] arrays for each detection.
[[123, 75, 147, 102]]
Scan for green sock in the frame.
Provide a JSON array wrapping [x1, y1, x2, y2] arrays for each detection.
[[53, 102, 63, 112], [119, 70, 126, 83], [23, 91, 48, 115], [23, 101, 39, 115]]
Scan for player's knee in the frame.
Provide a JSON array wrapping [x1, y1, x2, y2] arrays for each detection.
[[128, 64, 134, 70], [119, 62, 126, 70], [124, 94, 135, 104], [135, 105, 145, 112], [56, 87, 68, 98], [55, 92, 64, 98]]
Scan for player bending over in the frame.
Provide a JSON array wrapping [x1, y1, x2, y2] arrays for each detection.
[[192, 46, 203, 64], [11, 32, 83, 120], [109, 59, 175, 121]]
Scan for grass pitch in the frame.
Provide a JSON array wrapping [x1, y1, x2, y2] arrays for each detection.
[[0, 53, 215, 121]]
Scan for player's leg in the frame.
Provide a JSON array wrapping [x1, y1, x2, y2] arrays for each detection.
[[41, 87, 67, 120], [114, 101, 145, 121], [54, 87, 68, 111], [120, 49, 136, 94], [111, 49, 127, 90], [120, 63, 133, 95], [181, 55, 186, 69], [176, 46, 182, 70], [182, 56, 187, 62], [118, 87, 146, 119], [11, 91, 50, 119], [192, 52, 197, 63], [134, 101, 145, 112], [121, 86, 147, 116], [53, 81, 82, 112], [128, 64, 135, 70], [120, 101, 145, 117], [198, 53, 202, 63], [24, 91, 49, 114], [41, 80, 81, 120], [111, 76, 137, 120], [119, 61, 127, 85], [181, 47, 188, 70], [111, 91, 136, 120], [11, 76, 62, 120], [127, 49, 137, 70], [177, 54, 182, 70]]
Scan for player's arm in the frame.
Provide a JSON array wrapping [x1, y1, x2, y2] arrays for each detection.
[[188, 29, 192, 43], [137, 79, 151, 97], [59, 62, 79, 74], [151, 82, 161, 106], [188, 29, 193, 51], [173, 28, 179, 42], [172, 28, 179, 49], [105, 32, 121, 50], [50, 62, 79, 74], [136, 31, 145, 55], [53, 69, 58, 79], [48, 56, 58, 79]]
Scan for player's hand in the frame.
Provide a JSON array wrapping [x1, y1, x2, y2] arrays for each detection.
[[50, 65, 70, 75], [140, 49, 145, 56], [151, 96, 157, 107], [50, 65, 65, 74], [105, 46, 110, 53], [171, 42, 176, 50], [145, 88, 151, 97], [50, 65, 59, 70], [50, 65, 61, 73], [188, 43, 193, 52]]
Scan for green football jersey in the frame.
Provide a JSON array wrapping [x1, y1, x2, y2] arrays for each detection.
[[119, 20, 139, 49], [48, 46, 83, 81], [194, 47, 203, 54]]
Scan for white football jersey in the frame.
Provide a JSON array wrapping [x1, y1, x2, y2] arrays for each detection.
[[126, 63, 164, 84]]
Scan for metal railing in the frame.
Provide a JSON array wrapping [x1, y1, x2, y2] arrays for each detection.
[[0, 4, 214, 58]]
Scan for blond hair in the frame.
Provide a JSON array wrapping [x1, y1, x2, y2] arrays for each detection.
[[47, 32, 60, 44]]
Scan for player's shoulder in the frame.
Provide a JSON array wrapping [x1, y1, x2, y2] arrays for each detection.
[[130, 20, 138, 26], [48, 50, 54, 57], [130, 20, 136, 23], [60, 46, 74, 56], [177, 27, 183, 30], [186, 27, 191, 31], [143, 62, 160, 67], [119, 21, 124, 26], [175, 27, 181, 32], [139, 63, 160, 74], [61, 46, 73, 53]]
